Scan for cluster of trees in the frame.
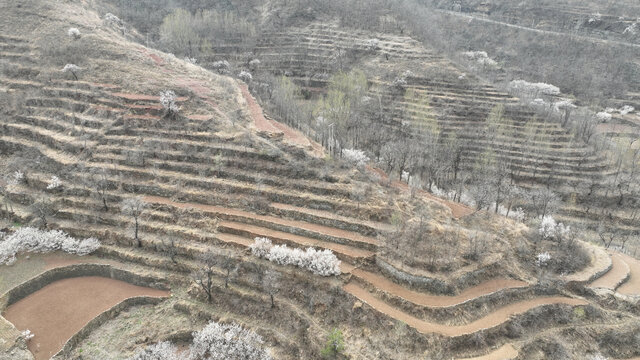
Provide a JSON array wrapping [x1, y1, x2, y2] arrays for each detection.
[[130, 320, 272, 360], [159, 8, 256, 58], [0, 227, 100, 265], [250, 237, 341, 276]]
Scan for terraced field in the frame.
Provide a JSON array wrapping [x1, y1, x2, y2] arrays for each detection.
[[1, 1, 640, 358]]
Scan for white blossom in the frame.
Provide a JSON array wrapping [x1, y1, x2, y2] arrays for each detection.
[[588, 13, 602, 24], [250, 237, 272, 258], [365, 38, 380, 51], [8, 171, 24, 185], [212, 60, 230, 73], [539, 215, 570, 241], [67, 27, 81, 39], [508, 80, 560, 98], [463, 50, 497, 67], [623, 22, 638, 35], [250, 238, 341, 276], [188, 321, 272, 360], [536, 252, 552, 267], [341, 148, 369, 168], [619, 105, 635, 115], [21, 329, 34, 341], [159, 90, 179, 114], [184, 57, 198, 64], [238, 71, 253, 83], [0, 227, 100, 265], [249, 59, 261, 68], [596, 112, 612, 122], [47, 176, 62, 190]]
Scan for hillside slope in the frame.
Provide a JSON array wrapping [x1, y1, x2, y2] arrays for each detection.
[[0, 1, 640, 359]]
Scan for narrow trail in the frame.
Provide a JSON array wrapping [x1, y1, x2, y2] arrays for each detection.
[[458, 344, 518, 360], [589, 253, 630, 290], [351, 268, 528, 308], [3, 277, 168, 360], [617, 253, 640, 296], [238, 83, 324, 157], [344, 282, 587, 336], [435, 9, 640, 50], [143, 196, 378, 246]]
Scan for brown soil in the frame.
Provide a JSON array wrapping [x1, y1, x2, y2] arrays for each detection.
[[3, 277, 169, 360], [352, 268, 528, 308], [270, 203, 393, 232], [458, 344, 518, 360], [617, 253, 640, 296], [42, 253, 110, 270], [589, 253, 630, 290], [239, 83, 281, 134], [238, 83, 324, 157], [344, 282, 587, 336], [144, 196, 378, 246]]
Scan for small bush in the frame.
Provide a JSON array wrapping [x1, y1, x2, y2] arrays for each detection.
[[321, 329, 345, 359]]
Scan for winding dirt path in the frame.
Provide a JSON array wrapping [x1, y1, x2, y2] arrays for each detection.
[[589, 253, 630, 290], [238, 83, 324, 157], [351, 268, 528, 308], [3, 277, 169, 360], [617, 253, 640, 296], [458, 344, 518, 360], [144, 196, 378, 247], [344, 282, 587, 336]]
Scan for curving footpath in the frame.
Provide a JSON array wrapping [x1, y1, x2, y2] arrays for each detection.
[[589, 253, 631, 291], [351, 267, 528, 308], [617, 253, 640, 296], [458, 344, 518, 360], [344, 282, 587, 337]]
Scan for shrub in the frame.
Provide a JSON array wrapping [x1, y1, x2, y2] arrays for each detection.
[[62, 64, 80, 80], [188, 322, 272, 360], [250, 237, 272, 258], [67, 27, 81, 40], [596, 112, 612, 122], [0, 227, 100, 265], [46, 175, 62, 190], [341, 148, 369, 168], [539, 216, 570, 241], [159, 90, 179, 115], [129, 322, 271, 360], [536, 252, 551, 267], [321, 328, 345, 359], [239, 70, 253, 83]]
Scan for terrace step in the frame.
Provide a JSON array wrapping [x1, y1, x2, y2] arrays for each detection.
[[350, 267, 527, 308], [144, 196, 378, 251], [457, 344, 518, 360], [589, 253, 631, 291], [217, 221, 375, 264], [616, 253, 640, 296], [343, 281, 587, 336]]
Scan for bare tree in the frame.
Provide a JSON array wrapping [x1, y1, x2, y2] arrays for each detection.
[[30, 197, 57, 229], [262, 269, 280, 309], [86, 169, 110, 211], [192, 250, 217, 303], [121, 197, 147, 247]]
